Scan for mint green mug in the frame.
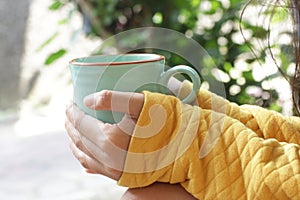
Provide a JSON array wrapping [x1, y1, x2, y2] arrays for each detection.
[[69, 53, 200, 123]]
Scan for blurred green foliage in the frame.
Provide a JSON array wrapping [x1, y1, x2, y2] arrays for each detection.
[[46, 0, 293, 112]]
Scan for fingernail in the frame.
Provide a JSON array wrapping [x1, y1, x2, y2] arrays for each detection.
[[83, 94, 95, 108]]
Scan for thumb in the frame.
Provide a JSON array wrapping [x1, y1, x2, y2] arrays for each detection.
[[83, 90, 144, 119]]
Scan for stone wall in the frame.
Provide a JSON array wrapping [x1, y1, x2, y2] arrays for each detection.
[[0, 0, 30, 110]]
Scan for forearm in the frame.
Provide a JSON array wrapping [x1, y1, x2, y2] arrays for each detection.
[[118, 91, 300, 199], [178, 81, 300, 142], [181, 110, 300, 199]]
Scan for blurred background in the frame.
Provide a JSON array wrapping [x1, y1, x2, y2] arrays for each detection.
[[0, 0, 295, 199]]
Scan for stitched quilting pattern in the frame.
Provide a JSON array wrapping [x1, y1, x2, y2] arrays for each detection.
[[118, 88, 300, 200]]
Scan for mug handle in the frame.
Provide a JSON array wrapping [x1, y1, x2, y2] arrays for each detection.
[[159, 65, 201, 104]]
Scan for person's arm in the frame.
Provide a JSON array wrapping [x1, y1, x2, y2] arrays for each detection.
[[178, 80, 300, 143], [65, 89, 300, 199], [118, 91, 300, 199]]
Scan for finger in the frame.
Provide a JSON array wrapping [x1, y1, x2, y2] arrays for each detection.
[[80, 135, 127, 172], [68, 108, 132, 156], [85, 169, 97, 174], [67, 117, 127, 176], [65, 103, 86, 128], [65, 106, 116, 161], [66, 103, 104, 138], [70, 142, 121, 180], [83, 90, 144, 119], [66, 99, 129, 170], [66, 95, 134, 146], [65, 117, 96, 159], [167, 77, 183, 96], [65, 102, 117, 153], [116, 114, 136, 138]]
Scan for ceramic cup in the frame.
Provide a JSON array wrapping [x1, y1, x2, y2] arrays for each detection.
[[69, 53, 201, 123]]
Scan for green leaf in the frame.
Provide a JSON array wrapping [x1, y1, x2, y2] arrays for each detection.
[[271, 7, 288, 23], [49, 0, 63, 11], [243, 71, 254, 81], [36, 32, 58, 52], [223, 62, 233, 72], [268, 102, 282, 112], [45, 49, 67, 65], [152, 12, 163, 24], [58, 18, 69, 25]]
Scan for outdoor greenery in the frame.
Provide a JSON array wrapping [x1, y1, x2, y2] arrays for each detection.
[[45, 0, 294, 113]]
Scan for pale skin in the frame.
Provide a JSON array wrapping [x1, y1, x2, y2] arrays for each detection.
[[65, 78, 197, 199], [63, 0, 300, 198], [65, 90, 143, 180]]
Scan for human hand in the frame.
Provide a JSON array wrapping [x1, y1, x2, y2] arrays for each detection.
[[65, 90, 144, 180]]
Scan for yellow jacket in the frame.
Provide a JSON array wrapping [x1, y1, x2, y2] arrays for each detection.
[[118, 81, 300, 199]]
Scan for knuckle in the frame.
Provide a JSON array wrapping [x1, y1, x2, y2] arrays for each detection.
[[74, 119, 81, 130], [101, 90, 112, 99], [73, 112, 82, 128], [77, 153, 89, 169], [73, 113, 86, 131], [74, 137, 82, 148], [98, 90, 112, 109], [69, 105, 85, 130]]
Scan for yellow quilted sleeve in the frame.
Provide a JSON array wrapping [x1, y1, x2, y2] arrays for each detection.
[[118, 91, 300, 199], [179, 80, 300, 143]]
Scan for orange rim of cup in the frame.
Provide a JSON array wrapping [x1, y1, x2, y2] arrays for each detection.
[[69, 54, 165, 66]]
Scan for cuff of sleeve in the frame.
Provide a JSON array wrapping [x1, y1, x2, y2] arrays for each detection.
[[118, 91, 181, 187], [118, 91, 200, 188]]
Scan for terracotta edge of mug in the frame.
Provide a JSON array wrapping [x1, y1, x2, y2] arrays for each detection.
[[69, 54, 165, 66]]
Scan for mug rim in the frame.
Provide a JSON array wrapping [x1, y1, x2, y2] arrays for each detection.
[[69, 53, 165, 66]]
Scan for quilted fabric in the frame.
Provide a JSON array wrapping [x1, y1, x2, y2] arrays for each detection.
[[118, 81, 300, 199]]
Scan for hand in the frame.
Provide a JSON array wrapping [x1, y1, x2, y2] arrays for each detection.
[[65, 90, 144, 180]]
